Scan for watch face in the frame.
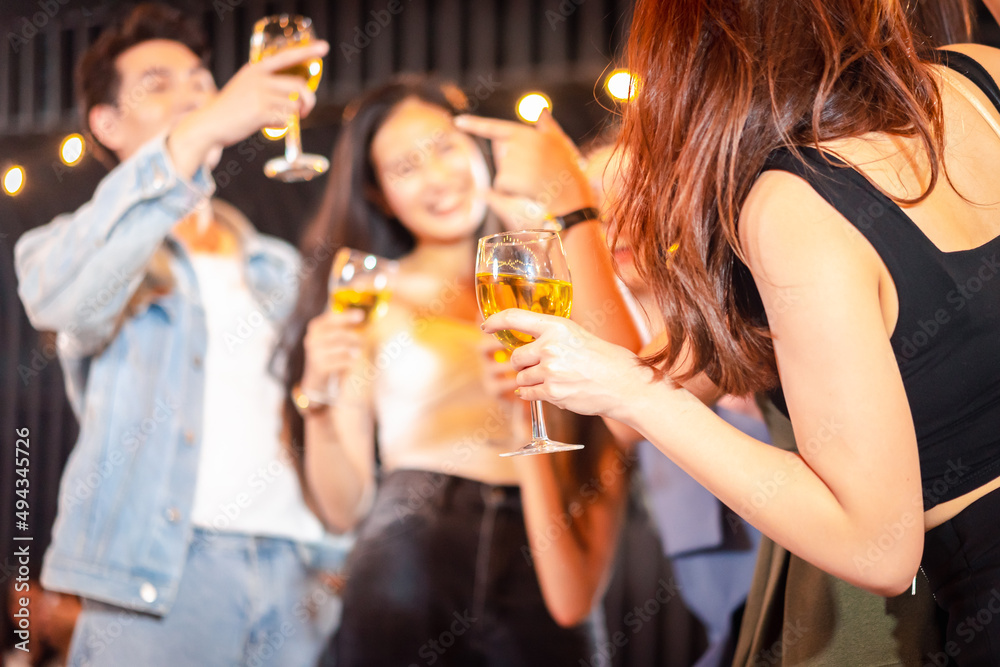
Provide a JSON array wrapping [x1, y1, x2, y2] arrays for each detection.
[[560, 208, 600, 230]]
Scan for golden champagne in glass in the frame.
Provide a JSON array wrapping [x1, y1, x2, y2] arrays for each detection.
[[475, 230, 583, 456], [475, 274, 573, 349], [328, 248, 397, 324], [249, 15, 329, 182]]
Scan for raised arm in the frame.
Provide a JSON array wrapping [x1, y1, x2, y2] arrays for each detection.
[[455, 111, 642, 353], [15, 42, 327, 356], [516, 436, 631, 626], [454, 111, 642, 622]]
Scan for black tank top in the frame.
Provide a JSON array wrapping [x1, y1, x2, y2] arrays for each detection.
[[759, 50, 1000, 510]]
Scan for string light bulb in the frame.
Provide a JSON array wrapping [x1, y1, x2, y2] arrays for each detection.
[[60, 133, 85, 165], [516, 93, 551, 123], [605, 70, 638, 102], [3, 166, 24, 195]]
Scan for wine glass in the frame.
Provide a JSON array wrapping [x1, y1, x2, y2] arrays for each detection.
[[249, 14, 329, 182], [475, 230, 583, 457], [328, 248, 397, 323]]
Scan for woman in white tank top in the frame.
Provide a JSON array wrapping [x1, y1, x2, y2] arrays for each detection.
[[277, 76, 641, 666]]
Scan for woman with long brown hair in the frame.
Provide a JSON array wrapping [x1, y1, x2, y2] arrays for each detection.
[[463, 0, 1000, 662]]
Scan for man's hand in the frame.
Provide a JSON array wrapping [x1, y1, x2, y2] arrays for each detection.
[[168, 41, 329, 179]]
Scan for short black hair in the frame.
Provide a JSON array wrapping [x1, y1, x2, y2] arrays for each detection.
[[77, 3, 209, 166]]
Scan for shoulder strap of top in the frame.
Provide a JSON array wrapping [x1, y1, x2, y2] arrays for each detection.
[[935, 49, 1000, 115]]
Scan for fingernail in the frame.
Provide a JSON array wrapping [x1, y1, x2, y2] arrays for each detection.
[[479, 322, 486, 330]]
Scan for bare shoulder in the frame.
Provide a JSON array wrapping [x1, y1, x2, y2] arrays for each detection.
[[937, 44, 1000, 83], [739, 168, 878, 286]]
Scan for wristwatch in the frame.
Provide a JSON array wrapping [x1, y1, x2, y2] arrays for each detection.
[[291, 384, 334, 417], [547, 207, 601, 231]]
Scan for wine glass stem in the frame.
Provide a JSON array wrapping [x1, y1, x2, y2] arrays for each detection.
[[284, 112, 303, 164], [529, 400, 549, 442]]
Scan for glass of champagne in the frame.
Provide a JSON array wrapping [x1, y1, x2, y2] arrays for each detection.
[[328, 248, 397, 323], [249, 14, 329, 182], [476, 230, 583, 457]]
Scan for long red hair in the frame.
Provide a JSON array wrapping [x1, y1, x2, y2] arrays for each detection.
[[612, 0, 946, 394]]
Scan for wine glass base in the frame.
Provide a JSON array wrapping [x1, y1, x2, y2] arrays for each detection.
[[499, 440, 585, 457], [264, 154, 330, 182]]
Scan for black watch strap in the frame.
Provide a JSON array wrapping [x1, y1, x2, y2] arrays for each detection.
[[553, 207, 601, 231]]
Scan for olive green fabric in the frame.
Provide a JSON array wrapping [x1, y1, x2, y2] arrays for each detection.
[[732, 397, 947, 666]]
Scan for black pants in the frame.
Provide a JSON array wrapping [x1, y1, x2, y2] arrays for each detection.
[[922, 485, 1000, 666], [322, 470, 600, 667]]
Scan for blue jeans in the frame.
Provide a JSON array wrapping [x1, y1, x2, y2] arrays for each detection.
[[67, 530, 341, 666]]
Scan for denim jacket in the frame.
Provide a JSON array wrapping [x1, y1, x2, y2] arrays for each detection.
[[14, 135, 330, 615]]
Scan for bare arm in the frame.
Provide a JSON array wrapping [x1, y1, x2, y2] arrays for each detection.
[[454, 112, 643, 621], [517, 438, 631, 626], [299, 309, 378, 532], [487, 170, 925, 596]]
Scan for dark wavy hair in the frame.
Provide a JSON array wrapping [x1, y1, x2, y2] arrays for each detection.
[[611, 0, 950, 395], [278, 75, 487, 470]]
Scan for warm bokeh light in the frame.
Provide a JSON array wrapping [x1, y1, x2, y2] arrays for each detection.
[[262, 126, 288, 140], [4, 166, 24, 195], [60, 133, 85, 165], [606, 70, 638, 101], [516, 93, 551, 123]]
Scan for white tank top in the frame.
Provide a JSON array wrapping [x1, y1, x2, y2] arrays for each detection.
[[371, 305, 526, 485], [187, 251, 324, 542]]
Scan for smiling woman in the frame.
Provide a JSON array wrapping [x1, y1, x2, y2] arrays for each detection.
[[370, 98, 489, 244], [277, 74, 639, 666]]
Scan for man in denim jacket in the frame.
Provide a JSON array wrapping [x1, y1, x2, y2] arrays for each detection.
[[14, 5, 340, 665]]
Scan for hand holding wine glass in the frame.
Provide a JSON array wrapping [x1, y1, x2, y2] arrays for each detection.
[[300, 249, 397, 400], [166, 40, 327, 181], [250, 14, 329, 182], [480, 304, 657, 424], [328, 248, 397, 323], [476, 230, 583, 456]]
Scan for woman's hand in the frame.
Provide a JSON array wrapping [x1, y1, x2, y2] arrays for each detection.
[[455, 110, 595, 217], [482, 309, 657, 423], [479, 339, 519, 402], [300, 308, 366, 393]]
